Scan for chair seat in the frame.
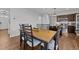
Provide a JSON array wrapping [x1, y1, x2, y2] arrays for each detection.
[[27, 39, 41, 47], [48, 39, 55, 50], [41, 39, 55, 50], [22, 36, 41, 47]]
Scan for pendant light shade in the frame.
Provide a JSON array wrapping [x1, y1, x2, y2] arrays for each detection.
[[52, 8, 56, 16]]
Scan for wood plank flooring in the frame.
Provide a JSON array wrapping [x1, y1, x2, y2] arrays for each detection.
[[0, 30, 79, 50], [59, 33, 79, 50], [0, 30, 41, 50], [0, 30, 20, 50]]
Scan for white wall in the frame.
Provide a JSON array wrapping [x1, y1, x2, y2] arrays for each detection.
[[11, 8, 79, 37], [42, 15, 49, 24], [56, 9, 79, 16], [49, 16, 57, 26], [0, 18, 8, 29], [10, 8, 41, 37], [0, 9, 9, 30]]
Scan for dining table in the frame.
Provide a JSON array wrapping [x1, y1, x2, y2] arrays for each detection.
[[32, 29, 57, 50]]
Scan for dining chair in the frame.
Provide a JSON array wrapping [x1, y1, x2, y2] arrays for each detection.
[[23, 24, 41, 50], [48, 40, 55, 50], [19, 24, 25, 47], [60, 27, 63, 36], [47, 26, 61, 50], [55, 27, 61, 50], [40, 39, 55, 50]]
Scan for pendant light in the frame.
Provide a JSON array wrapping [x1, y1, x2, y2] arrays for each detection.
[[53, 8, 56, 16]]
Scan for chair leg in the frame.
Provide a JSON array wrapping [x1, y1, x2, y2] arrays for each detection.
[[54, 39, 56, 50], [44, 43, 47, 50], [20, 38, 22, 47], [32, 44, 34, 50], [31, 42, 33, 50], [24, 40, 26, 49]]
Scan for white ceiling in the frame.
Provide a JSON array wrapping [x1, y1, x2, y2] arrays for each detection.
[[0, 8, 79, 16], [27, 8, 79, 16]]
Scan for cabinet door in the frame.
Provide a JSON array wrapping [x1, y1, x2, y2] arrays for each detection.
[[76, 14, 79, 30], [57, 16, 68, 22], [57, 14, 75, 22], [68, 14, 75, 21], [68, 26, 75, 33]]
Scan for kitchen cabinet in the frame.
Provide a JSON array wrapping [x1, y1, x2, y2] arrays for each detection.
[[57, 14, 76, 22], [68, 14, 75, 21], [68, 26, 75, 33], [76, 14, 79, 36]]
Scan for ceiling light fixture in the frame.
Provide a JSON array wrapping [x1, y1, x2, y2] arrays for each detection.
[[53, 8, 56, 16]]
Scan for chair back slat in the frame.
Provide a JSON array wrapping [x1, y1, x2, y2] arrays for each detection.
[[22, 24, 33, 41], [22, 24, 32, 35], [19, 24, 25, 36], [20, 24, 41, 50]]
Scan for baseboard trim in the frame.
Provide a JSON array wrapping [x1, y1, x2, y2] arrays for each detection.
[[10, 36, 19, 39], [0, 29, 8, 31]]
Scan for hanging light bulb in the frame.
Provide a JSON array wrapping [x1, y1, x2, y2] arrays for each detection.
[[53, 8, 56, 16]]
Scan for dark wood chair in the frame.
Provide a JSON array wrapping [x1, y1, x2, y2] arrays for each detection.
[[23, 24, 41, 50], [19, 24, 25, 47], [55, 26, 61, 50]]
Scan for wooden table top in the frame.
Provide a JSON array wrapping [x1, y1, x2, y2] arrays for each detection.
[[32, 29, 57, 43]]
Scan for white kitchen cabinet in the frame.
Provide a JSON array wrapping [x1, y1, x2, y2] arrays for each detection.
[[76, 14, 79, 36]]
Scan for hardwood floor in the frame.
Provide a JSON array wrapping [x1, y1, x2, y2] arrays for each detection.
[[0, 30, 41, 50], [0, 30, 79, 50], [0, 30, 20, 50], [59, 33, 79, 50]]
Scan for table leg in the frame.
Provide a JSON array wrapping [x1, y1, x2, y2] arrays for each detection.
[[44, 43, 48, 50], [54, 35, 56, 50]]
